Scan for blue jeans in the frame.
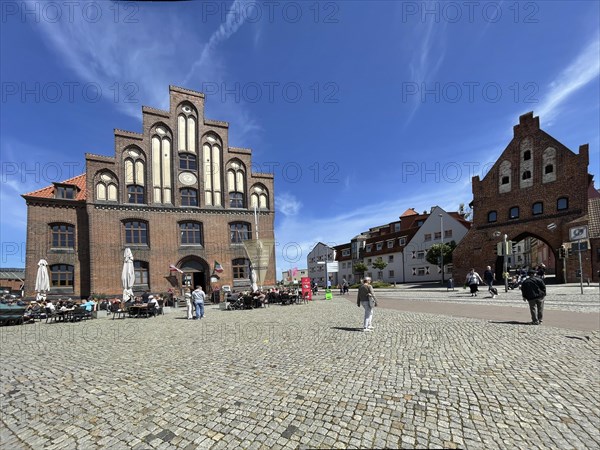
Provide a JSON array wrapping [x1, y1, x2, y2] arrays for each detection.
[[194, 302, 204, 319]]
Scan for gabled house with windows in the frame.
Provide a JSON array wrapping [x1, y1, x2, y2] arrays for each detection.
[[334, 207, 471, 284], [307, 242, 336, 287], [22, 85, 275, 298]]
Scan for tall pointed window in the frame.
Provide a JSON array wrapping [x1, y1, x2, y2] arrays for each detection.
[[227, 160, 246, 208], [124, 147, 145, 204], [151, 125, 172, 204], [202, 133, 222, 206]]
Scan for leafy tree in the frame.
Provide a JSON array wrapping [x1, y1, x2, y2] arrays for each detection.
[[353, 262, 367, 279], [372, 257, 388, 280], [426, 241, 457, 267], [458, 203, 472, 221]]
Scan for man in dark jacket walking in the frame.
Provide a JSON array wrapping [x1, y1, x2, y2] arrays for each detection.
[[521, 270, 546, 325]]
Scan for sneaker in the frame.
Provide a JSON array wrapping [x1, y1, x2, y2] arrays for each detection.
[[367, 326, 374, 330], [363, 328, 372, 332]]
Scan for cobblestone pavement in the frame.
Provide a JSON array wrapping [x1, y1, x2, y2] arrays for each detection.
[[1, 298, 599, 449], [364, 283, 600, 313]]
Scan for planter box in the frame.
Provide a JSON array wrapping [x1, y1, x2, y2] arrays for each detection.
[[162, 306, 172, 314], [92, 310, 108, 319], [219, 302, 229, 310]]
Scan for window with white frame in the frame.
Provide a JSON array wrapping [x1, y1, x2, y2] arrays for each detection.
[[387, 240, 394, 248], [376, 242, 383, 250]]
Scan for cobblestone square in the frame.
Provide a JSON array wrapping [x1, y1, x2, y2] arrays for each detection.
[[1, 294, 599, 449]]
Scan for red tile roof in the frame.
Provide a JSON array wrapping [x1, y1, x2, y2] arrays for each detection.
[[23, 174, 87, 201]]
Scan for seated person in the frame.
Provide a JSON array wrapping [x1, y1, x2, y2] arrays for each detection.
[[252, 290, 267, 307], [141, 291, 150, 303], [148, 295, 159, 310], [45, 300, 56, 311], [80, 298, 96, 312]]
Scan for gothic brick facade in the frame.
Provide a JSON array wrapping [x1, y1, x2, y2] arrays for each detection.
[[453, 112, 599, 284], [22, 86, 276, 298]]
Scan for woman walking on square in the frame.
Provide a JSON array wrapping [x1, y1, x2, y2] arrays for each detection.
[[357, 277, 377, 331], [465, 268, 483, 297]]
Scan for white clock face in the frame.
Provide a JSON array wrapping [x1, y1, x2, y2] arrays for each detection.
[[179, 172, 197, 186]]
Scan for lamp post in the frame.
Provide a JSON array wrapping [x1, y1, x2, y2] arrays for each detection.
[[439, 214, 444, 286], [503, 234, 509, 293]]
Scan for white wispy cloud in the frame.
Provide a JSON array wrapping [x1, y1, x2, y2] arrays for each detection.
[[403, 19, 448, 127], [536, 37, 600, 124], [275, 192, 302, 216], [273, 182, 472, 274]]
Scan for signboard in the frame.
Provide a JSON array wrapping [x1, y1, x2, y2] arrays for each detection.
[[569, 226, 588, 241], [301, 277, 312, 301], [326, 262, 339, 273]]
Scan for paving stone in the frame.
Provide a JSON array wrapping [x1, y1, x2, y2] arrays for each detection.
[[1, 296, 599, 449]]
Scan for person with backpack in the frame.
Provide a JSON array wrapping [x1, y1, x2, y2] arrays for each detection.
[[521, 270, 546, 325], [465, 268, 483, 297]]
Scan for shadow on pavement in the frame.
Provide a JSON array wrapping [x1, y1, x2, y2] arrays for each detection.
[[489, 320, 532, 326], [331, 326, 364, 332]]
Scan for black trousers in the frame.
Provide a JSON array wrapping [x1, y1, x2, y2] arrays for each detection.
[[527, 297, 544, 323]]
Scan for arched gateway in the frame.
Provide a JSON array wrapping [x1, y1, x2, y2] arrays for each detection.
[[453, 112, 600, 284]]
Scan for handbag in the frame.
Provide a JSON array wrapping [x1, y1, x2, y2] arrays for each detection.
[[368, 294, 377, 308]]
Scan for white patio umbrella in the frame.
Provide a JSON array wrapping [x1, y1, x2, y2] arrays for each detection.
[[35, 259, 50, 300], [250, 267, 259, 293], [121, 248, 135, 302]]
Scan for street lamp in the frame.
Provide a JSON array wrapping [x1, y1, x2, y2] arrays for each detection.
[[439, 214, 444, 286]]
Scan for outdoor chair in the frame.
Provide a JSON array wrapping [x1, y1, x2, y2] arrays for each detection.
[[45, 307, 59, 323], [110, 303, 127, 320]]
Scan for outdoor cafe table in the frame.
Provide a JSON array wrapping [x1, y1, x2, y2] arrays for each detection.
[[128, 304, 149, 317]]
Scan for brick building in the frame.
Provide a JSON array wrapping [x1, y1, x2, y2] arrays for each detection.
[[22, 86, 276, 298], [453, 112, 599, 284]]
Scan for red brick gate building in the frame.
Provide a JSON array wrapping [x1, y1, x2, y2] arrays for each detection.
[[22, 86, 276, 298], [453, 112, 599, 284]]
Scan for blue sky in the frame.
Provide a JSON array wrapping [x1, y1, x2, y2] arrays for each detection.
[[1, 0, 599, 276]]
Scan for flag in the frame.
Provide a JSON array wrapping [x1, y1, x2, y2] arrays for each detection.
[[169, 264, 183, 274], [214, 261, 224, 273], [291, 267, 298, 278]]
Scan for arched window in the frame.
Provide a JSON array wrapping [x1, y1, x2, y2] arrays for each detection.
[[498, 160, 511, 193], [522, 170, 531, 180], [124, 220, 148, 245], [542, 147, 557, 183], [509, 206, 520, 219], [230, 222, 251, 243], [95, 171, 118, 202], [180, 222, 203, 245], [487, 211, 497, 223], [249, 184, 269, 209], [151, 125, 172, 204], [557, 197, 568, 211], [50, 224, 75, 248], [232, 258, 250, 279], [134, 261, 149, 286], [523, 150, 531, 161], [124, 147, 145, 204], [177, 103, 197, 153], [181, 188, 198, 207], [50, 264, 74, 288], [532, 202, 543, 215], [202, 133, 222, 206], [227, 160, 246, 208]]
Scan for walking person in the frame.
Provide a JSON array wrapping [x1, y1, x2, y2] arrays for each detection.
[[483, 266, 498, 298], [192, 285, 205, 320], [465, 268, 483, 297], [357, 277, 377, 332], [184, 292, 193, 319], [521, 270, 546, 325]]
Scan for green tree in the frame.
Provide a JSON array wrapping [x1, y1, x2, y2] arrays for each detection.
[[372, 257, 388, 280], [426, 241, 457, 267], [353, 262, 368, 279]]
